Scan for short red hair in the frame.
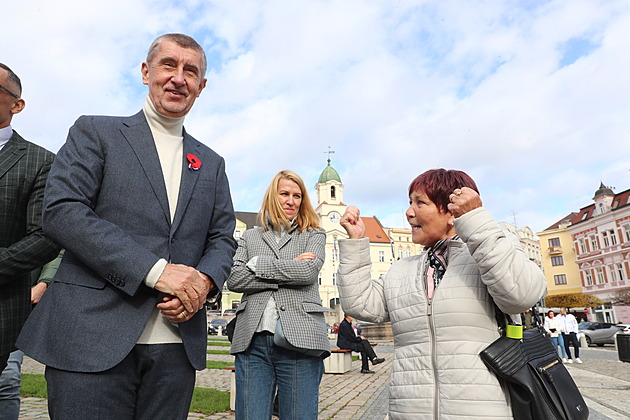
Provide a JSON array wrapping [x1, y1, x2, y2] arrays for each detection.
[[408, 169, 479, 213]]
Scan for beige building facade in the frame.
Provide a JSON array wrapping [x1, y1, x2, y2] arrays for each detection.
[[537, 216, 583, 297]]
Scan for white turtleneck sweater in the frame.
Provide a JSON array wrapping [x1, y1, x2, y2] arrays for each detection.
[[137, 96, 185, 344]]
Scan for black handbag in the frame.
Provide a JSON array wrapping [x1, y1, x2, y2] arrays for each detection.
[[480, 308, 589, 420]]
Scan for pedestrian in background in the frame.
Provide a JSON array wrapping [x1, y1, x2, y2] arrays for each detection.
[[228, 170, 329, 420], [559, 308, 582, 363], [544, 310, 568, 363], [337, 313, 384, 373]]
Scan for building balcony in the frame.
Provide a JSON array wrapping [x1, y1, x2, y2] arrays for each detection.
[[548, 246, 563, 255]]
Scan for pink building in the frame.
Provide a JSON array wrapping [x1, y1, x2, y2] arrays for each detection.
[[567, 183, 630, 323]]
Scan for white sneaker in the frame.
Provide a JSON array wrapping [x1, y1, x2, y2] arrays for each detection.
[[567, 359, 573, 363], [562, 358, 568, 363], [575, 358, 582, 364]]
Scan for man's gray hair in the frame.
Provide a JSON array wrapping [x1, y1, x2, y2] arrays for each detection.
[[146, 33, 207, 77], [0, 63, 22, 97]]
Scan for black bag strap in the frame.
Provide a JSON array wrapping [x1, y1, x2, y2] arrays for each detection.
[[493, 304, 543, 337]]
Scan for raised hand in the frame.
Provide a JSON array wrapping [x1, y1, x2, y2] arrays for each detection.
[[447, 187, 483, 218], [340, 206, 366, 239]]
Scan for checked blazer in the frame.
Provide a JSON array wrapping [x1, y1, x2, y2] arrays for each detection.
[[0, 131, 60, 356], [227, 225, 330, 355], [17, 112, 236, 372]]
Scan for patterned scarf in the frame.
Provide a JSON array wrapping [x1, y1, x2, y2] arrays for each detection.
[[426, 235, 459, 290]]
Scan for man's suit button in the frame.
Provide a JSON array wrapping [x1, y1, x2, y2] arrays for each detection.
[[279, 306, 286, 311]]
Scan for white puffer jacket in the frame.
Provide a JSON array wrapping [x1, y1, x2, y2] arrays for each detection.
[[337, 208, 546, 420]]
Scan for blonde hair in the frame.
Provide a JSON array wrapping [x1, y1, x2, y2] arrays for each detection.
[[259, 170, 320, 232]]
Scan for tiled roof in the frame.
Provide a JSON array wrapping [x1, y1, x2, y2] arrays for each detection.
[[362, 216, 391, 243], [543, 212, 580, 231], [558, 187, 630, 228]]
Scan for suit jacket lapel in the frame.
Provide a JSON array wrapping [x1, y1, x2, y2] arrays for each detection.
[[260, 225, 295, 258], [171, 131, 200, 233], [0, 132, 26, 180], [261, 230, 282, 258], [120, 112, 171, 225]]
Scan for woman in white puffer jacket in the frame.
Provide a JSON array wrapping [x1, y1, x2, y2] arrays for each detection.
[[336, 169, 546, 420]]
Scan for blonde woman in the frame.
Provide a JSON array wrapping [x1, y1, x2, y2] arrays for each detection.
[[228, 170, 329, 419]]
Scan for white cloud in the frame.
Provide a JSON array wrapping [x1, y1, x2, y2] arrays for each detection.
[[2, 0, 629, 235]]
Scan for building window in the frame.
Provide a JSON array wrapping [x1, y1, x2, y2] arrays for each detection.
[[602, 229, 617, 247], [234, 230, 242, 238], [332, 273, 337, 286], [585, 270, 593, 286], [581, 211, 589, 221], [554, 274, 567, 285], [616, 263, 626, 281], [330, 186, 336, 200], [624, 224, 630, 242], [610, 229, 618, 245], [406, 248, 411, 257], [609, 265, 617, 282], [578, 238, 587, 254], [596, 267, 605, 284], [398, 247, 403, 260], [318, 273, 322, 286], [590, 235, 599, 251], [378, 251, 385, 263], [603, 231, 610, 247], [548, 237, 561, 247], [613, 199, 620, 209], [551, 256, 564, 266]]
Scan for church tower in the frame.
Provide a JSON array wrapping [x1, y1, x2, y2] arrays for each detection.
[[315, 157, 347, 314], [315, 158, 345, 227]]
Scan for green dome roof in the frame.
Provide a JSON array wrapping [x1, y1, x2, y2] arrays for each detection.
[[318, 159, 341, 183]]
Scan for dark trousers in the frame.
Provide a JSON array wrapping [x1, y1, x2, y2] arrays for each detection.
[[562, 332, 580, 359], [45, 343, 195, 420], [355, 340, 377, 370]]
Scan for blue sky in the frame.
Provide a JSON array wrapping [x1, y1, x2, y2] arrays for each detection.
[[3, 0, 629, 234]]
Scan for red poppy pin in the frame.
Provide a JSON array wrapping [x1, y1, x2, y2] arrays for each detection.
[[187, 153, 202, 171]]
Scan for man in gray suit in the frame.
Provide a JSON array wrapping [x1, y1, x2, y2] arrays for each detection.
[[17, 34, 237, 419], [0, 63, 60, 419]]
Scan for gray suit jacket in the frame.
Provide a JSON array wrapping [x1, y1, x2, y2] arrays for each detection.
[[0, 131, 60, 356], [227, 224, 330, 355], [16, 111, 236, 371]]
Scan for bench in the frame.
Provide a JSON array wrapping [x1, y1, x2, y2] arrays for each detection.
[[324, 349, 353, 374], [223, 367, 236, 410]]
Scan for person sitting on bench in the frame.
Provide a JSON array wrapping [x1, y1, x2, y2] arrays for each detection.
[[337, 313, 384, 373]]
